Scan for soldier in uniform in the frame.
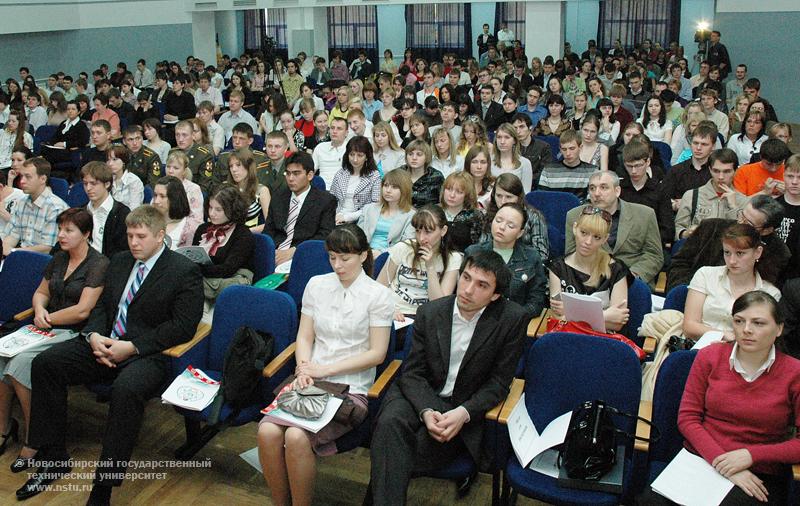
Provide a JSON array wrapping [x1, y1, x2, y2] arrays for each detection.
[[122, 125, 162, 186], [214, 123, 272, 193], [174, 120, 215, 193]]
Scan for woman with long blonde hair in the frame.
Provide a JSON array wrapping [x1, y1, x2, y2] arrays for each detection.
[[456, 118, 490, 157]]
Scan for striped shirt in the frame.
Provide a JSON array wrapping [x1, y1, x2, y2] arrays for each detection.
[[3, 187, 68, 248], [537, 161, 598, 201]]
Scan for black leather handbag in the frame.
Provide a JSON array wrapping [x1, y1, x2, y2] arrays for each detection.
[[558, 400, 657, 481]]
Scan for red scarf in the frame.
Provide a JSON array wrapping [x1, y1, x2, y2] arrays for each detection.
[[202, 223, 235, 256]]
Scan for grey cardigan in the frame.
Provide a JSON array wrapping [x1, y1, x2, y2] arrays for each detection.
[[357, 203, 416, 252]]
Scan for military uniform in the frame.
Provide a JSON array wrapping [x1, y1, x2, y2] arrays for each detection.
[[214, 148, 270, 193], [184, 143, 215, 193], [128, 146, 163, 186], [258, 159, 288, 196]]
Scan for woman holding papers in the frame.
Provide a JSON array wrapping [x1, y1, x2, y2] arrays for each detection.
[[646, 291, 800, 504], [191, 186, 255, 306], [547, 206, 632, 332], [257, 224, 393, 506], [466, 203, 547, 319], [0, 209, 108, 469], [683, 224, 781, 343]]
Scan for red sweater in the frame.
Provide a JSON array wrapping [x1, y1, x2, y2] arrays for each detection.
[[678, 342, 800, 476]]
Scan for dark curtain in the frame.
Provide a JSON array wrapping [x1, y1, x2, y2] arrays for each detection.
[[265, 8, 289, 61], [494, 2, 526, 46], [598, 0, 681, 51], [405, 4, 472, 62], [327, 6, 379, 64]]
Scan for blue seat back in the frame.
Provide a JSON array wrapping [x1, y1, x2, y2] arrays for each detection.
[[252, 233, 276, 282], [143, 186, 153, 204], [0, 251, 51, 321], [525, 332, 642, 438], [626, 277, 652, 345], [671, 238, 686, 256], [207, 286, 298, 371], [534, 135, 563, 161], [373, 251, 389, 280], [66, 182, 89, 208], [651, 141, 672, 172], [663, 284, 689, 312], [285, 240, 333, 309], [526, 190, 580, 236], [252, 134, 265, 151], [33, 125, 58, 154], [49, 177, 69, 201], [650, 350, 697, 464], [546, 224, 565, 258], [311, 176, 326, 191]]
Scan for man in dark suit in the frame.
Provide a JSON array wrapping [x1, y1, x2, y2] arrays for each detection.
[[474, 85, 504, 133], [17, 205, 203, 504], [367, 250, 528, 505], [41, 100, 90, 177], [264, 151, 336, 266], [476, 23, 497, 56]]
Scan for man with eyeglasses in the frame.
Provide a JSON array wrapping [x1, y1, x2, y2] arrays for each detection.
[[733, 138, 791, 197], [668, 194, 791, 291], [565, 170, 664, 287], [675, 148, 747, 240]]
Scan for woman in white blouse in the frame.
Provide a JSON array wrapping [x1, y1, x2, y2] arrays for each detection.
[[684, 223, 781, 342], [491, 123, 533, 192], [726, 110, 768, 166], [257, 224, 393, 506], [637, 96, 673, 143], [106, 145, 144, 211]]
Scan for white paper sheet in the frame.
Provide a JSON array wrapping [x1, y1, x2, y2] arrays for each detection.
[[0, 325, 56, 357], [651, 449, 733, 506], [562, 292, 606, 333], [529, 448, 561, 478], [507, 393, 572, 468], [651, 294, 665, 312], [393, 317, 414, 330], [265, 397, 343, 433], [161, 366, 220, 411], [275, 260, 292, 274], [239, 447, 262, 473], [692, 330, 724, 350]]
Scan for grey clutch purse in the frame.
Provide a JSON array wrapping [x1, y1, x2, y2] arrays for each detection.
[[276, 385, 331, 419]]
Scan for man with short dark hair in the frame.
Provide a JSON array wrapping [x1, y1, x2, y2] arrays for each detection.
[[81, 161, 131, 257], [512, 113, 551, 187], [218, 90, 259, 141], [726, 64, 747, 110], [349, 49, 373, 81], [173, 120, 214, 192], [312, 117, 350, 187], [475, 85, 503, 133], [134, 59, 154, 90], [264, 151, 336, 266], [503, 60, 533, 91], [619, 140, 674, 247], [516, 85, 547, 127], [623, 71, 649, 116], [367, 250, 527, 506], [662, 123, 718, 211], [123, 126, 162, 186], [675, 148, 747, 240], [215, 123, 270, 190], [194, 72, 223, 114], [742, 78, 778, 123], [707, 30, 731, 79], [25, 93, 48, 132], [733, 138, 791, 196], [537, 130, 597, 198], [429, 102, 462, 142], [163, 75, 196, 123], [85, 120, 114, 164], [477, 23, 497, 56], [1, 157, 68, 254], [17, 205, 203, 504], [107, 88, 136, 128]]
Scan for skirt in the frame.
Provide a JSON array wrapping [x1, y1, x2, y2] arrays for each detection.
[[0, 328, 78, 389], [259, 393, 368, 456]]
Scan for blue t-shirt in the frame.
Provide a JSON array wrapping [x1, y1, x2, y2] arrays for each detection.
[[370, 214, 392, 251]]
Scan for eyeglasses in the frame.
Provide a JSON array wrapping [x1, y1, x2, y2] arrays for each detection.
[[581, 206, 612, 223], [736, 209, 764, 229]]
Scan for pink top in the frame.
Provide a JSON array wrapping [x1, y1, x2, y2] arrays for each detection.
[[91, 109, 121, 138], [678, 342, 800, 475]]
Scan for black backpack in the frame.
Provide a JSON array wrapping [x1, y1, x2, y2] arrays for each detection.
[[208, 326, 274, 425]]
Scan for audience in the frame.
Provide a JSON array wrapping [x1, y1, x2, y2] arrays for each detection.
[[565, 171, 664, 286], [260, 224, 392, 506], [192, 186, 255, 304], [0, 208, 108, 475], [264, 151, 336, 266], [40, 100, 90, 171], [358, 168, 415, 255], [683, 223, 781, 342], [331, 136, 381, 225], [17, 205, 203, 504], [550, 207, 632, 331]]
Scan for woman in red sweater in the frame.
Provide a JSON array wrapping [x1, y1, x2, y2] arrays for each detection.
[[673, 291, 800, 504]]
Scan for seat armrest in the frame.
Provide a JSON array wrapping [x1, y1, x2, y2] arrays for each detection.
[[527, 308, 547, 337], [537, 309, 553, 337], [263, 342, 297, 378], [793, 464, 800, 481], [162, 322, 212, 358], [655, 272, 667, 295], [643, 336, 657, 354], [14, 308, 34, 321], [635, 400, 653, 453], [367, 360, 402, 399], [497, 378, 525, 425]]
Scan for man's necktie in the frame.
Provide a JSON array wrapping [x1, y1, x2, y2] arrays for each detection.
[[111, 262, 146, 339], [278, 197, 299, 250]]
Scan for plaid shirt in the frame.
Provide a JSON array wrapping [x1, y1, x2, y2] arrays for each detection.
[[3, 187, 68, 248]]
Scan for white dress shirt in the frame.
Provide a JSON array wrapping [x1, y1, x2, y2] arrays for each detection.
[[87, 194, 114, 253], [729, 343, 776, 382], [440, 303, 485, 398], [312, 141, 348, 188]]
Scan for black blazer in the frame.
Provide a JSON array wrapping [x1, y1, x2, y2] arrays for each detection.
[[474, 100, 504, 132], [82, 248, 203, 357], [100, 200, 131, 258], [192, 222, 255, 278], [263, 187, 336, 248], [390, 295, 527, 461], [48, 120, 90, 150]]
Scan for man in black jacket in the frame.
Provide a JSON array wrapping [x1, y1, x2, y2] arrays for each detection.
[[474, 85, 504, 133], [81, 161, 130, 258], [18, 205, 203, 504], [367, 250, 527, 505]]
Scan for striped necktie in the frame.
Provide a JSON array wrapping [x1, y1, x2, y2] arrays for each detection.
[[278, 196, 300, 250], [111, 262, 146, 339]]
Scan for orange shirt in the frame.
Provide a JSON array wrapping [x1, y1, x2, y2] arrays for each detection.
[[732, 161, 784, 196]]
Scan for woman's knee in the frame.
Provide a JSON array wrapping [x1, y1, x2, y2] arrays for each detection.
[[284, 427, 312, 454], [257, 422, 286, 447]]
